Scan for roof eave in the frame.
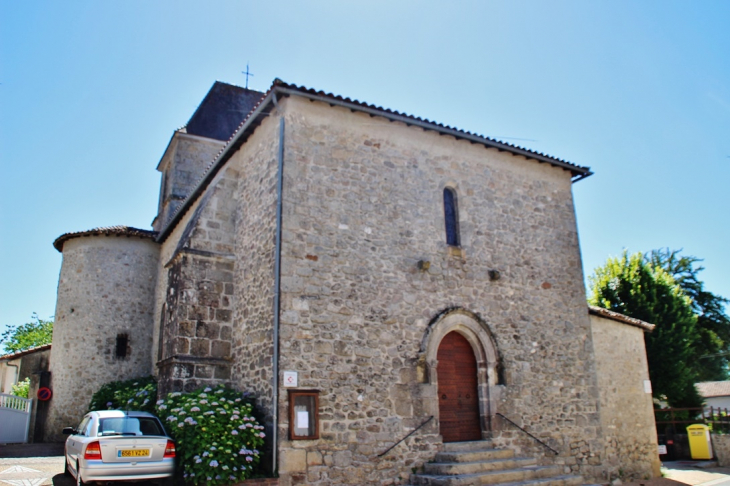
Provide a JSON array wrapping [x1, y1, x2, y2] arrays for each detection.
[[273, 85, 592, 180]]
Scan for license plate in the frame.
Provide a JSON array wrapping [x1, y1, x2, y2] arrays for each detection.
[[118, 449, 149, 457]]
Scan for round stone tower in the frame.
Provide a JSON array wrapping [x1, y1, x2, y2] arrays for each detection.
[[45, 226, 160, 441]]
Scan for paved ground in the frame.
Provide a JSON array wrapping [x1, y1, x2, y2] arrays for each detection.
[[3, 445, 730, 486], [0, 443, 163, 485]]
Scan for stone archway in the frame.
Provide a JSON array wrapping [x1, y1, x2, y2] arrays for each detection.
[[421, 309, 501, 441]]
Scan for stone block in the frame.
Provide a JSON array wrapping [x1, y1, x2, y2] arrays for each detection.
[[307, 450, 323, 466], [214, 364, 231, 380], [178, 321, 195, 337], [279, 448, 307, 473], [190, 339, 210, 356], [332, 450, 352, 467], [195, 365, 213, 378], [211, 340, 231, 358]]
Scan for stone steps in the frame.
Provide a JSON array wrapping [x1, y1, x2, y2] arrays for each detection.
[[424, 457, 537, 476], [435, 448, 516, 464], [408, 441, 583, 486]]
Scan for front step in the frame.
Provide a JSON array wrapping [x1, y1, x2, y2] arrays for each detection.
[[410, 441, 583, 486], [424, 457, 537, 476], [436, 447, 516, 464]]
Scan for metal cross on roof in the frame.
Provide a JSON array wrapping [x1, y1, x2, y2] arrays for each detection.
[[242, 63, 254, 89]]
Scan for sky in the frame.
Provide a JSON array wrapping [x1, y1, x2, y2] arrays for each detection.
[[1, 1, 728, 345]]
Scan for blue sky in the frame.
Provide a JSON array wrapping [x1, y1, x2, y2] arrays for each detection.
[[1, 1, 728, 344]]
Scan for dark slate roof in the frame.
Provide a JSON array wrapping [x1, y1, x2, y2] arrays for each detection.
[[158, 78, 593, 241], [588, 306, 655, 332], [54, 226, 157, 252], [696, 381, 730, 398], [185, 81, 264, 141], [0, 344, 52, 361]]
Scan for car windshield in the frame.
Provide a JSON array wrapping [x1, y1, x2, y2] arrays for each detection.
[[97, 417, 165, 436]]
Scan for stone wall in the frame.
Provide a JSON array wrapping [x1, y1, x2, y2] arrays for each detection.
[[45, 235, 159, 441], [156, 168, 239, 395], [713, 434, 730, 466], [274, 97, 604, 484], [228, 113, 280, 424], [590, 314, 661, 480]]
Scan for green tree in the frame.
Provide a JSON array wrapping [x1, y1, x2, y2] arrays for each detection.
[[0, 313, 53, 354], [588, 251, 702, 407], [647, 249, 730, 381]]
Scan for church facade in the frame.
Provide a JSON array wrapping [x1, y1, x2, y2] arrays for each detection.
[[45, 80, 659, 484]]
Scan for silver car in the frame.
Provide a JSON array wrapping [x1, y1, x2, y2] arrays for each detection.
[[63, 410, 175, 485]]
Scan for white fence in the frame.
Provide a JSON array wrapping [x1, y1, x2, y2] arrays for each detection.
[[0, 393, 32, 443]]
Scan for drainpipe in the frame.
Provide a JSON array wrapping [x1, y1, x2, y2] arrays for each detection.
[[271, 92, 285, 475]]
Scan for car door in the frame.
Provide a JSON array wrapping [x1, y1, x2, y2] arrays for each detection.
[[67, 416, 91, 468]]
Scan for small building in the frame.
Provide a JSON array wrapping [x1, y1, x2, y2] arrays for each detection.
[[0, 344, 51, 394], [696, 381, 730, 411], [0, 344, 51, 442]]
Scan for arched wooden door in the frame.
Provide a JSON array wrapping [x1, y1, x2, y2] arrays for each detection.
[[437, 331, 482, 442]]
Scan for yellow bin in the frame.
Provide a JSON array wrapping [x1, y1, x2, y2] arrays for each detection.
[[687, 424, 713, 460]]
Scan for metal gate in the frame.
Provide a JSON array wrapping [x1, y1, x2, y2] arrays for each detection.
[[0, 393, 32, 443]]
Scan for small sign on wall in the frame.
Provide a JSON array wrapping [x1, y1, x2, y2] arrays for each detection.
[[644, 380, 652, 394], [283, 371, 298, 388], [658, 445, 667, 455]]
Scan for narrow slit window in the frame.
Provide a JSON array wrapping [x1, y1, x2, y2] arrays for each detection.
[[443, 187, 460, 247], [116, 333, 129, 359], [157, 305, 166, 362]]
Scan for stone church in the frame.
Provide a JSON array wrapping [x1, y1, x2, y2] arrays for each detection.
[[45, 80, 660, 485]]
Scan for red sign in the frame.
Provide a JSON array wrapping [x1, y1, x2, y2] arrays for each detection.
[[37, 387, 53, 401]]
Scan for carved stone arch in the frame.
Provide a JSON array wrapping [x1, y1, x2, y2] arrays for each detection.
[[421, 308, 501, 438]]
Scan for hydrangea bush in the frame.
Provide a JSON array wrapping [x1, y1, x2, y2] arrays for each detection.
[[88, 376, 157, 414], [158, 385, 266, 485], [11, 377, 30, 398]]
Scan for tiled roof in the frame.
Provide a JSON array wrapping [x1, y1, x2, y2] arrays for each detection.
[[696, 381, 730, 398], [588, 306, 656, 332], [0, 344, 52, 361], [54, 226, 157, 252], [157, 78, 593, 241]]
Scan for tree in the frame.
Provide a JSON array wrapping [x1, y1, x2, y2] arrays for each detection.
[[647, 249, 730, 381], [588, 251, 702, 407], [0, 313, 53, 354]]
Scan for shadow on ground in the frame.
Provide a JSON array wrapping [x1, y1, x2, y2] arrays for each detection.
[[0, 443, 64, 458]]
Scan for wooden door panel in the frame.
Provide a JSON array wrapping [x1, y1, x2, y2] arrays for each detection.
[[437, 332, 482, 442]]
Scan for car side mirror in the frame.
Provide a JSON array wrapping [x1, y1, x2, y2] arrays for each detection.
[[62, 427, 75, 435]]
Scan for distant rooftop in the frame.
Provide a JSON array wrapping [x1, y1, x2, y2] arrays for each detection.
[[0, 344, 52, 361], [588, 306, 655, 331], [184, 81, 264, 141], [696, 381, 730, 398]]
